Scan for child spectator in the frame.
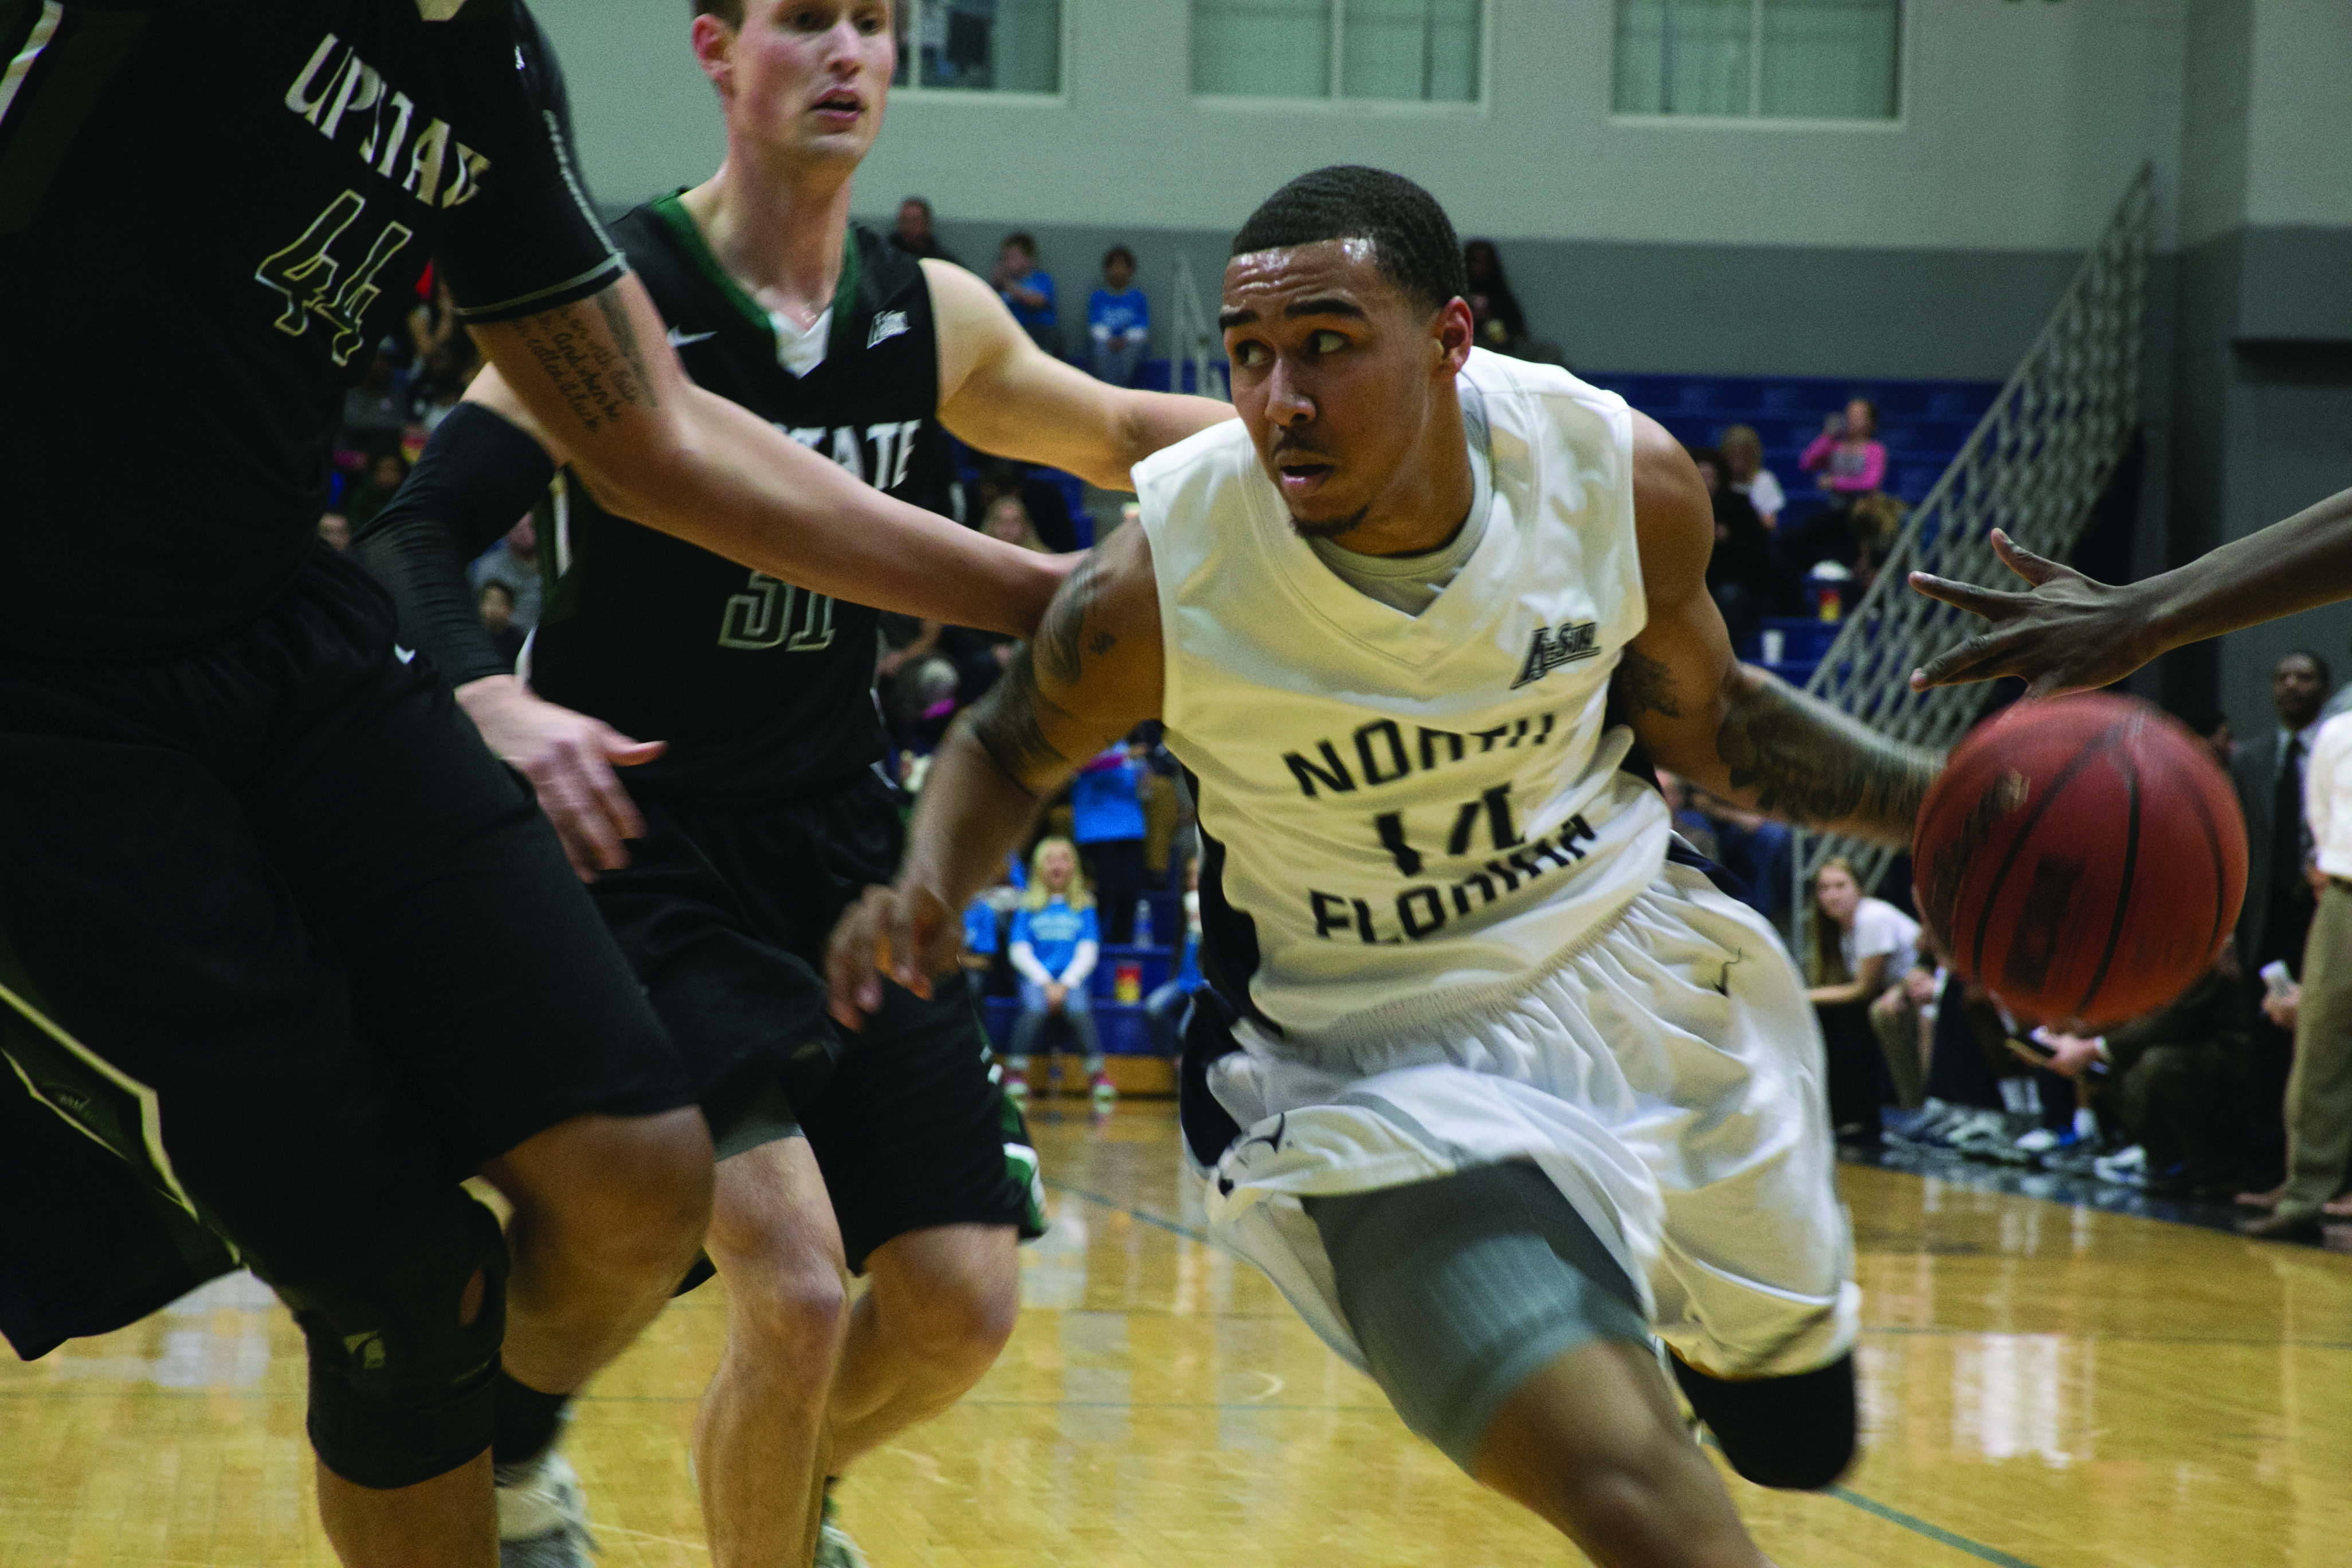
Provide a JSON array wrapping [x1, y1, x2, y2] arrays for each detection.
[[1088, 246, 1148, 387], [992, 232, 1060, 358], [1143, 861, 1204, 1058], [1800, 398, 1887, 497], [469, 515, 544, 632], [1072, 739, 1149, 943], [1718, 424, 1785, 529], [344, 449, 409, 531], [477, 579, 526, 667], [1006, 837, 1107, 1104]]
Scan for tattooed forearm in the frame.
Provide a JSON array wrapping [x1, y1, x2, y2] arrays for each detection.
[[1714, 671, 1940, 842], [1034, 552, 1106, 685], [512, 290, 659, 436], [1614, 646, 1683, 718], [970, 647, 1079, 792]]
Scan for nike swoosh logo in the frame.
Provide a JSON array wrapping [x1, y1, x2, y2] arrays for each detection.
[[667, 327, 717, 348], [393, 644, 417, 664]]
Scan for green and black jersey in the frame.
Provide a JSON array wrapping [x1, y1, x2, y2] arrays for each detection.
[[0, 0, 622, 657], [523, 199, 954, 801]]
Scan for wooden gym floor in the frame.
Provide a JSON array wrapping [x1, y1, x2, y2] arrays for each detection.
[[5, 1100, 2347, 1567]]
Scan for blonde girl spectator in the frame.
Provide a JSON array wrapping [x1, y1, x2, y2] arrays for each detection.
[[1006, 837, 1108, 1104], [1807, 857, 1920, 1139]]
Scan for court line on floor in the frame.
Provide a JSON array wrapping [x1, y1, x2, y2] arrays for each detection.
[[1046, 1176, 2052, 1568]]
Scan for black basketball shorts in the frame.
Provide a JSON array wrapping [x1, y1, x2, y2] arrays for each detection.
[[0, 547, 696, 1303], [586, 771, 1043, 1272]]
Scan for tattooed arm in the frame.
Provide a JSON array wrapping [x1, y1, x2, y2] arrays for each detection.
[[1613, 413, 1940, 846], [466, 275, 1062, 637], [827, 521, 1166, 1024]]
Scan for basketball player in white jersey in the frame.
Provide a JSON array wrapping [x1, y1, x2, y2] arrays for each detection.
[[829, 167, 1941, 1567]]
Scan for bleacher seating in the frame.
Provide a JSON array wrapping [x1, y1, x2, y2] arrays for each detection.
[[974, 891, 1187, 1059]]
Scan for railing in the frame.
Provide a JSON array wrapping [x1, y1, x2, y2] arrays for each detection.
[[1170, 252, 1230, 403], [1793, 163, 2155, 920]]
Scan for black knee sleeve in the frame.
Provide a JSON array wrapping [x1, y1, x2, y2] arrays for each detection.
[[262, 1187, 509, 1489], [1672, 1351, 1857, 1491]]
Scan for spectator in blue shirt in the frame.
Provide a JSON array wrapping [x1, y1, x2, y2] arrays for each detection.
[[960, 896, 1004, 993], [991, 232, 1060, 358], [1072, 739, 1148, 943], [1143, 863, 1203, 1058], [1088, 246, 1148, 388], [1007, 838, 1107, 1103]]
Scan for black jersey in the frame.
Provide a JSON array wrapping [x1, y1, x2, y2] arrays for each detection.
[[0, 0, 623, 658], [526, 198, 952, 803]]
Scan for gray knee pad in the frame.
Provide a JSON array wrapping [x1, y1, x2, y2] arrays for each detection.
[[1307, 1162, 1650, 1473], [261, 1187, 509, 1489]]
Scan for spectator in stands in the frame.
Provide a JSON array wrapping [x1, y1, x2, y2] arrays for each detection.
[[1845, 492, 1907, 595], [1690, 445, 1776, 653], [1073, 739, 1148, 944], [1143, 861, 1204, 1058], [973, 457, 1077, 553], [1718, 425, 1785, 530], [888, 195, 959, 266], [991, 233, 1060, 358], [1087, 246, 1149, 389], [1800, 398, 1887, 497], [2240, 696, 2352, 1239], [2231, 650, 2333, 1195], [408, 275, 461, 379], [468, 515, 544, 632], [344, 450, 409, 532], [1006, 837, 1107, 1105], [1688, 783, 1794, 938], [935, 498, 1044, 702], [961, 896, 1002, 990], [1806, 857, 1920, 1139], [317, 512, 351, 552], [2034, 958, 2247, 1199], [477, 579, 525, 667], [1461, 239, 1527, 355], [1868, 951, 1940, 1112]]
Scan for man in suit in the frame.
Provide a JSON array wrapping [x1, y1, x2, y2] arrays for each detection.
[[2231, 651, 2332, 1194]]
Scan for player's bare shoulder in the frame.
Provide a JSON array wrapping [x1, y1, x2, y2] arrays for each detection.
[[1624, 407, 1715, 607]]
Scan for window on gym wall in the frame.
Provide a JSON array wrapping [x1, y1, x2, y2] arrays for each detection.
[[1191, 0, 1484, 104], [892, 0, 1063, 95], [1612, 0, 1900, 120]]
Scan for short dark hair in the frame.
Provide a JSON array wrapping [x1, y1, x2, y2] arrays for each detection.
[[1103, 244, 1135, 271], [691, 0, 743, 25], [1002, 232, 1037, 257], [1229, 165, 1468, 315], [2283, 649, 2334, 688]]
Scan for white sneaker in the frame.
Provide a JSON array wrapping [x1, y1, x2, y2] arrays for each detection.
[[2093, 1144, 2150, 1188], [815, 1488, 871, 1568], [497, 1450, 598, 1567]]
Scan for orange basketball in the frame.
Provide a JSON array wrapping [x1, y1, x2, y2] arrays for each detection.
[[1910, 693, 2247, 1028]]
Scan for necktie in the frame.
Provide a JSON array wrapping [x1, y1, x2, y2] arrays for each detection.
[[2275, 735, 2310, 899]]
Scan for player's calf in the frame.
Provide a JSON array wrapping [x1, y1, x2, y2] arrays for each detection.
[[827, 1222, 1020, 1462]]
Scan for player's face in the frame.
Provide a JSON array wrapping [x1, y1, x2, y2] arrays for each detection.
[[1221, 240, 1465, 540], [714, 1, 895, 166]]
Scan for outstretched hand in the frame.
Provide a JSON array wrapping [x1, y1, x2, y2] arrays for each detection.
[[825, 883, 965, 1030], [1906, 529, 2156, 696], [457, 675, 665, 880]]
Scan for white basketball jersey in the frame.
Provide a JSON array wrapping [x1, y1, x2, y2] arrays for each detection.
[[1138, 350, 1671, 1043]]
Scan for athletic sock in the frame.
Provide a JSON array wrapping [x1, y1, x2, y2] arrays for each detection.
[[1084, 1055, 1106, 1076], [491, 1369, 572, 1472]]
